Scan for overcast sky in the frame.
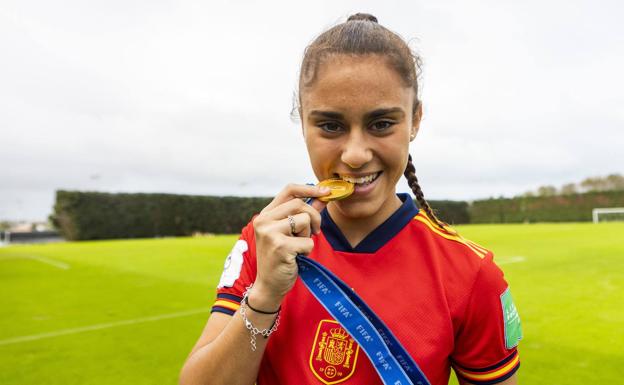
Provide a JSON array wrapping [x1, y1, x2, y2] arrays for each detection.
[[2, 0, 623, 221]]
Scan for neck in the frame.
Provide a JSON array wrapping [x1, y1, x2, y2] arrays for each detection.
[[327, 194, 403, 249]]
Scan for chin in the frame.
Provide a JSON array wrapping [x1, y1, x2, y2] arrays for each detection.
[[332, 196, 385, 219]]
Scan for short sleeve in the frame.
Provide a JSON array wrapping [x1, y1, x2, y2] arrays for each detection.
[[210, 220, 258, 316], [451, 253, 522, 384]]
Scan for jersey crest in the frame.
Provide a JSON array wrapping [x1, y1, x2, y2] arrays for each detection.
[[309, 319, 360, 384]]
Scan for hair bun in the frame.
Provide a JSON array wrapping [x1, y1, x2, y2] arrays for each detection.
[[347, 13, 378, 23]]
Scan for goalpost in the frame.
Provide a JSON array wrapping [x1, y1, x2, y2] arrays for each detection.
[[0, 231, 9, 247], [592, 208, 624, 223]]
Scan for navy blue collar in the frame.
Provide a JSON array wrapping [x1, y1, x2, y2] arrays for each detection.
[[320, 193, 419, 253]]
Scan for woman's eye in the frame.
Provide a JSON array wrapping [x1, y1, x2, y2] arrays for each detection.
[[370, 121, 394, 132], [318, 122, 343, 133]]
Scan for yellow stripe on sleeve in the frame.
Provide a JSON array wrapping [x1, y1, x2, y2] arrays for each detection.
[[465, 239, 488, 254], [455, 354, 520, 382], [413, 213, 487, 259], [213, 299, 240, 312]]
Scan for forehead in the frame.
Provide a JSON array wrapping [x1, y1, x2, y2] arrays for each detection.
[[301, 54, 413, 114]]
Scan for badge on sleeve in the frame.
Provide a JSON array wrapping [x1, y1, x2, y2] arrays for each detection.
[[217, 240, 248, 288], [500, 287, 522, 349]]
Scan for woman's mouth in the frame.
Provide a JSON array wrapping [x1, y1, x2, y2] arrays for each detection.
[[335, 172, 383, 195]]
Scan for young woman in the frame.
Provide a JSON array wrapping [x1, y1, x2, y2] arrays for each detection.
[[180, 13, 521, 385]]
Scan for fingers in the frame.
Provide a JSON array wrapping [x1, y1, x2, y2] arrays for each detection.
[[257, 210, 313, 238], [263, 198, 323, 235], [263, 183, 330, 213], [281, 236, 315, 261], [256, 232, 314, 264], [285, 212, 312, 238], [308, 198, 328, 213]]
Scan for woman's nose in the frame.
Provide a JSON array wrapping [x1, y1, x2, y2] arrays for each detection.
[[341, 130, 373, 169]]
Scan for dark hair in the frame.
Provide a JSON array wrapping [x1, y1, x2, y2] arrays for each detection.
[[295, 13, 453, 232], [296, 13, 421, 115]]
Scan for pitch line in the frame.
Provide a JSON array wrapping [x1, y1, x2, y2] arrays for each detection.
[[497, 256, 526, 265], [0, 254, 70, 269], [0, 308, 210, 346], [24, 255, 71, 269]]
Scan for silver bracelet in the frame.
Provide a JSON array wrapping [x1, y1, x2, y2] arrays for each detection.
[[240, 284, 281, 351]]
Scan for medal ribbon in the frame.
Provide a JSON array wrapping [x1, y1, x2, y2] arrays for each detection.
[[296, 254, 431, 385]]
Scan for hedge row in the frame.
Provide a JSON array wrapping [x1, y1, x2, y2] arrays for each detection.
[[51, 190, 272, 240], [469, 191, 624, 223], [428, 200, 470, 225]]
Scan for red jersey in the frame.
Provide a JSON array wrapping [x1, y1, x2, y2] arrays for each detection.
[[212, 193, 521, 385]]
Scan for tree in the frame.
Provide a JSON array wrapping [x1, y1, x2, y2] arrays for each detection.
[[560, 183, 578, 195], [580, 177, 604, 192], [606, 174, 624, 191], [580, 173, 624, 192], [537, 185, 557, 197]]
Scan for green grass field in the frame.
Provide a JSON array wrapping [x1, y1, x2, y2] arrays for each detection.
[[1, 223, 622, 385]]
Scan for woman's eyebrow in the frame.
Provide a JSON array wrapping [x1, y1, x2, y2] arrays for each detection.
[[366, 107, 405, 119], [309, 110, 344, 119], [309, 107, 405, 120]]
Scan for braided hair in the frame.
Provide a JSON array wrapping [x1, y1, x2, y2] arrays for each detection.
[[404, 154, 456, 234]]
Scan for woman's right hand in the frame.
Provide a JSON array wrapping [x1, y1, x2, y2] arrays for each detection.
[[249, 183, 330, 311]]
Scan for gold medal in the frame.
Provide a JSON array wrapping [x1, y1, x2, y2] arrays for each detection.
[[316, 179, 354, 202]]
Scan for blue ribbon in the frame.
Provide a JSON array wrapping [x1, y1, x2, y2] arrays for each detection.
[[296, 254, 431, 385]]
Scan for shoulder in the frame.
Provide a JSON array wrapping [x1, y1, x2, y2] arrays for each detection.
[[406, 211, 508, 307], [409, 210, 492, 269]]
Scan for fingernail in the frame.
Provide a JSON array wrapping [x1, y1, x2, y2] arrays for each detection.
[[319, 187, 330, 193]]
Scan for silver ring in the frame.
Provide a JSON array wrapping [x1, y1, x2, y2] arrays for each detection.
[[287, 215, 296, 235]]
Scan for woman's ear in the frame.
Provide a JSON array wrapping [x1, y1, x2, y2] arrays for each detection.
[[410, 103, 423, 141]]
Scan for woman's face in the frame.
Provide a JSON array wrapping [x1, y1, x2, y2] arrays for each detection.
[[301, 54, 421, 220]]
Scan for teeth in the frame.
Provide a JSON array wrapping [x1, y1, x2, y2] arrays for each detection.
[[341, 172, 379, 184]]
